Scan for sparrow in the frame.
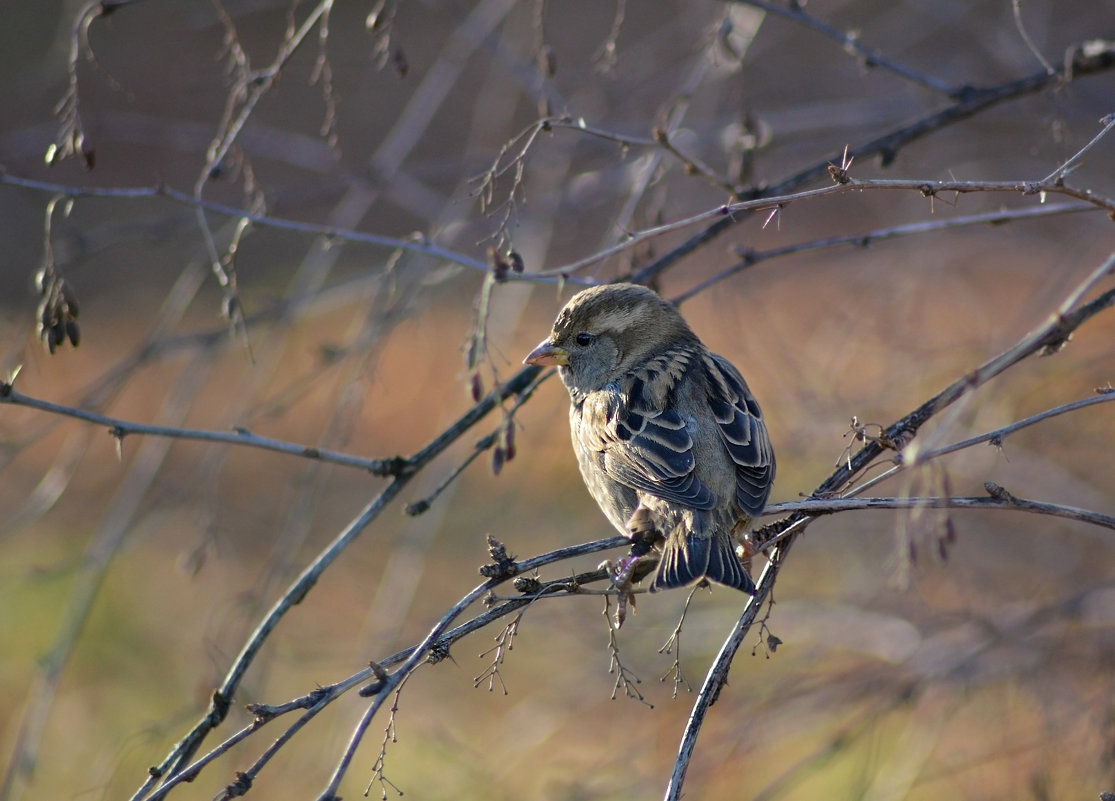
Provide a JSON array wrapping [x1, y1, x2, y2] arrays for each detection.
[[524, 283, 775, 594]]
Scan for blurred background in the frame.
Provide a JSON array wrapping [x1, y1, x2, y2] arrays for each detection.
[[1, 1, 1114, 799]]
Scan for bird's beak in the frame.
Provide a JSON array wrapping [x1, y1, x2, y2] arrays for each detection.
[[523, 338, 569, 366]]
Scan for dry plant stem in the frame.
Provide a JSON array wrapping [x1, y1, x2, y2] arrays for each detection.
[[665, 251, 1115, 800], [150, 561, 617, 797], [128, 485, 404, 801], [659, 585, 703, 697], [364, 675, 410, 801], [474, 613, 523, 694], [192, 0, 334, 318], [606, 603, 652, 708], [416, 336, 553, 515], [819, 248, 1115, 501], [917, 393, 1115, 462]]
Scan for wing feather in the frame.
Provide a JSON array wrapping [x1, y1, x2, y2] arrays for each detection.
[[704, 353, 775, 516], [588, 349, 717, 510]]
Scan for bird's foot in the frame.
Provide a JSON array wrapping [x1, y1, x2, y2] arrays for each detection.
[[600, 514, 661, 628], [599, 554, 642, 627]]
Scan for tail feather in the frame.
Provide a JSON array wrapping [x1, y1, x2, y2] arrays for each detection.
[[650, 534, 755, 594]]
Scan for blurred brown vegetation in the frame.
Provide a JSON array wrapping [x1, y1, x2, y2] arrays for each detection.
[[1, 1, 1114, 800]]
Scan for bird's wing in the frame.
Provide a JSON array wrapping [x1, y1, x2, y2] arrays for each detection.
[[579, 364, 716, 511], [703, 353, 776, 516]]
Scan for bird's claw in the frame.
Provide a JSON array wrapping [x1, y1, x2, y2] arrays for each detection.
[[600, 554, 643, 628]]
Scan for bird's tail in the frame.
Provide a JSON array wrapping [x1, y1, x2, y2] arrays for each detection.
[[650, 531, 756, 594]]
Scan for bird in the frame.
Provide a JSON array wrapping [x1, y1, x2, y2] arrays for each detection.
[[524, 283, 775, 594]]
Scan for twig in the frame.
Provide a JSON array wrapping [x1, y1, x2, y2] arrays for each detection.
[[731, 0, 957, 95], [605, 600, 653, 708], [0, 387, 411, 476], [474, 613, 523, 694], [766, 493, 1115, 532], [658, 584, 704, 697], [1041, 111, 1115, 184], [672, 201, 1096, 303], [653, 126, 739, 197], [0, 172, 491, 277], [363, 674, 410, 801], [1010, 0, 1056, 76]]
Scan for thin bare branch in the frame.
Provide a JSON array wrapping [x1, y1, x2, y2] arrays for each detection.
[[0, 172, 491, 275], [1011, 0, 1056, 76], [0, 386, 410, 476], [766, 493, 1115, 532], [730, 0, 957, 95], [1041, 111, 1115, 183], [672, 201, 1097, 303]]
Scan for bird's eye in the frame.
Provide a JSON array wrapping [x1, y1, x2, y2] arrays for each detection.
[[575, 332, 594, 346]]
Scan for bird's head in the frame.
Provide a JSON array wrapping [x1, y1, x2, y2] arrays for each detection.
[[523, 283, 695, 395]]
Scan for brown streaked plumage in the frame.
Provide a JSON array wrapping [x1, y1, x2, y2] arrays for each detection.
[[524, 283, 775, 593]]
